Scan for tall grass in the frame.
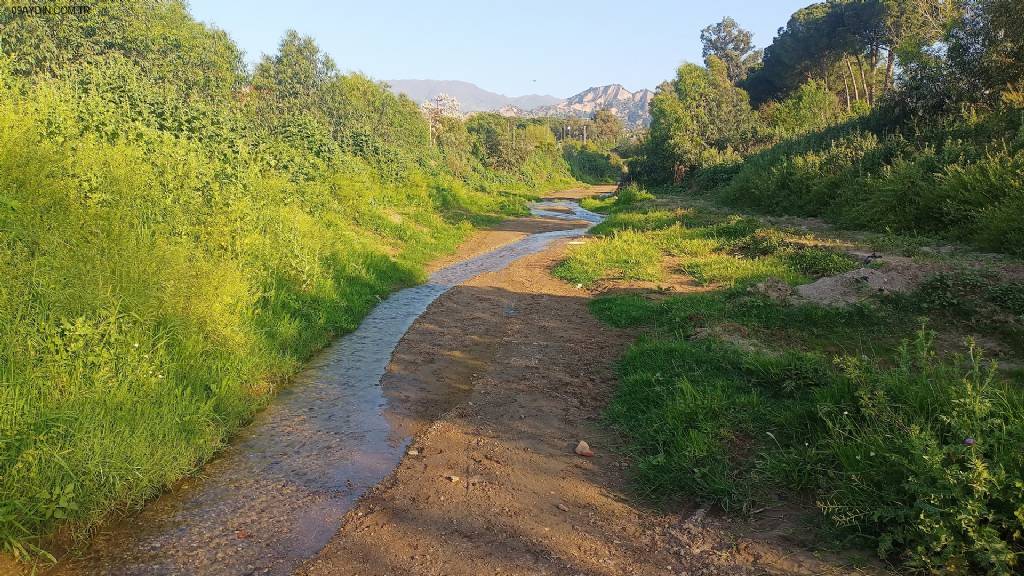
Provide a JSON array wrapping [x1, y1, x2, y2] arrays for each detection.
[[0, 48, 571, 557]]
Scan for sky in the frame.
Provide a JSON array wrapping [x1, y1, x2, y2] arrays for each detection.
[[187, 0, 810, 98]]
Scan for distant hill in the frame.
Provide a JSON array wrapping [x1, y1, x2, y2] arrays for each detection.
[[531, 84, 654, 128], [387, 80, 654, 128], [387, 80, 561, 113]]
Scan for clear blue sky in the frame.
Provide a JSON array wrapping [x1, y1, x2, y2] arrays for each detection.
[[187, 0, 810, 98]]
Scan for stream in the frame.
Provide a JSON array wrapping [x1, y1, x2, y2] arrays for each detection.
[[49, 201, 602, 576]]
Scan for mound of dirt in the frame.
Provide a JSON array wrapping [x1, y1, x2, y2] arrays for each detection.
[[796, 255, 931, 306], [749, 278, 793, 303]]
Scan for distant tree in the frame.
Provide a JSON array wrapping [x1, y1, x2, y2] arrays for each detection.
[[466, 113, 528, 171], [422, 93, 462, 145], [700, 17, 763, 83], [589, 109, 625, 146]]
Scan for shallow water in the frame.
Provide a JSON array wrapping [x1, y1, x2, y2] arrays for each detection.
[[50, 202, 602, 576]]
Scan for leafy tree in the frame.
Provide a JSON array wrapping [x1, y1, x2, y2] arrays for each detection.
[[700, 17, 763, 83], [466, 113, 529, 171], [948, 0, 1024, 102], [743, 3, 846, 105], [0, 0, 243, 101], [589, 109, 625, 147], [643, 58, 754, 183], [251, 30, 338, 114]]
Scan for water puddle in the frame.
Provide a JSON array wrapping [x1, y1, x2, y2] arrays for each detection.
[[47, 202, 602, 576]]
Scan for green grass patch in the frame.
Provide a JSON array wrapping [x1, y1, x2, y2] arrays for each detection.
[[578, 186, 1024, 573], [552, 230, 663, 286], [579, 183, 654, 214], [679, 254, 808, 287]]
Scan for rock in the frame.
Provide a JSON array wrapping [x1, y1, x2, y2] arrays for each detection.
[[446, 475, 460, 482], [748, 278, 792, 303], [407, 448, 419, 456], [574, 440, 594, 457], [556, 503, 569, 512]]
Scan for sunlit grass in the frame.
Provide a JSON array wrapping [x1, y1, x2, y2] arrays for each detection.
[[575, 186, 1024, 574]]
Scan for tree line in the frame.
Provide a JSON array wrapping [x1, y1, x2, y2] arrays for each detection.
[[634, 0, 1024, 254]]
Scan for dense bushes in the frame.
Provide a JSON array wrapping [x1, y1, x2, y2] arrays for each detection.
[[632, 0, 1024, 256], [562, 142, 624, 184], [710, 109, 1024, 254], [0, 1, 580, 557]]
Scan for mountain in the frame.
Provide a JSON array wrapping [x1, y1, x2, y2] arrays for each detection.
[[386, 79, 561, 113], [531, 84, 654, 128], [386, 80, 654, 128]]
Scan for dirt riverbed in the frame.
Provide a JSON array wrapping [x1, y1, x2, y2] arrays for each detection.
[[298, 189, 869, 576]]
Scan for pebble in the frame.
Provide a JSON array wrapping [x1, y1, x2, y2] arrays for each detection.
[[575, 440, 594, 457]]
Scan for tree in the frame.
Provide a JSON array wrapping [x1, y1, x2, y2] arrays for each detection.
[[644, 58, 754, 183], [743, 3, 845, 105], [0, 0, 243, 101], [700, 17, 763, 83], [422, 93, 462, 145], [589, 109, 625, 147], [251, 30, 338, 114], [948, 0, 1024, 101]]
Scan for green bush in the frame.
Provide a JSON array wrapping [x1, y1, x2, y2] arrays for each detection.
[[562, 141, 623, 184], [707, 110, 1024, 255]]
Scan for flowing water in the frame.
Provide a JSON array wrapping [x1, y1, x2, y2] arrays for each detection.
[[49, 202, 602, 576]]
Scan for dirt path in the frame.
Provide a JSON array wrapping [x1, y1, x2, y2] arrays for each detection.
[[298, 193, 865, 575]]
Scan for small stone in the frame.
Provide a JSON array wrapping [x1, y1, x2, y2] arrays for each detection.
[[556, 503, 569, 512], [446, 475, 460, 482], [574, 440, 594, 457], [407, 448, 419, 456]]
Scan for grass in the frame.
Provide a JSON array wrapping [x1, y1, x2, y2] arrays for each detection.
[[567, 188, 1024, 574], [553, 202, 858, 289], [0, 56, 575, 559]]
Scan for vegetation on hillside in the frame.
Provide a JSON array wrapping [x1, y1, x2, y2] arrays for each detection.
[[579, 3, 1024, 569], [0, 0, 586, 558], [631, 0, 1024, 255]]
